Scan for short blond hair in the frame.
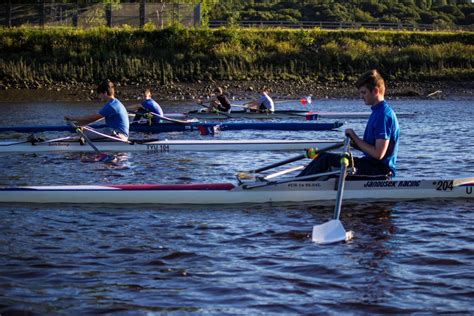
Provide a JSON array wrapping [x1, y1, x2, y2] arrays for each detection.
[[355, 69, 385, 95]]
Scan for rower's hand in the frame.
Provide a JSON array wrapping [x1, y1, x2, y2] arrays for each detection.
[[64, 116, 79, 125], [345, 129, 359, 149], [345, 128, 356, 138]]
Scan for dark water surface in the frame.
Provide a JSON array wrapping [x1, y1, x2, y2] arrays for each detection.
[[0, 98, 473, 314]]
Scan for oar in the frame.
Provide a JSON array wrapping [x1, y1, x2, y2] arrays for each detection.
[[242, 170, 341, 189], [232, 97, 311, 106], [237, 141, 344, 179], [81, 126, 130, 143], [0, 135, 77, 147], [194, 100, 232, 118], [129, 110, 198, 124], [66, 121, 116, 163], [312, 137, 353, 245], [230, 103, 251, 109], [262, 165, 305, 180]]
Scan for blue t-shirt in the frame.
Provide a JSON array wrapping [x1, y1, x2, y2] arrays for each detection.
[[99, 98, 129, 137], [141, 99, 164, 124], [363, 100, 399, 176]]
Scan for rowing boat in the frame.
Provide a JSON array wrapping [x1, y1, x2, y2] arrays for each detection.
[[167, 110, 418, 121], [0, 177, 471, 204], [0, 139, 340, 153], [0, 121, 343, 134]]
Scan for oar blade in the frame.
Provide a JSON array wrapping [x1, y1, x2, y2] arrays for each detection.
[[80, 153, 116, 163], [312, 219, 351, 245], [96, 153, 116, 163]]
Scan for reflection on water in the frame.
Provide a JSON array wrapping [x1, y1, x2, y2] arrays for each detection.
[[0, 99, 473, 314]]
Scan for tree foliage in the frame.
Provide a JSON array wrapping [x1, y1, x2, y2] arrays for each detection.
[[208, 0, 473, 27]]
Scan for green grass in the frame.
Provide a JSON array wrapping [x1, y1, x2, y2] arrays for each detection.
[[0, 26, 472, 88]]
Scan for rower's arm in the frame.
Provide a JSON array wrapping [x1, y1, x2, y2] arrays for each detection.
[[346, 129, 389, 160], [65, 113, 103, 126]]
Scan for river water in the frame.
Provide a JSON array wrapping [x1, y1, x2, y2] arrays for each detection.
[[0, 98, 473, 314]]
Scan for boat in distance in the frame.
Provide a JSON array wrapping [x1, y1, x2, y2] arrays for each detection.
[[0, 177, 472, 204], [168, 110, 418, 121], [0, 139, 341, 153], [0, 121, 343, 134]]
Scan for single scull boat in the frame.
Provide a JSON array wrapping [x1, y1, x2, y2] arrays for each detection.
[[0, 177, 472, 204], [0, 121, 343, 134], [0, 139, 341, 153], [168, 110, 418, 121]]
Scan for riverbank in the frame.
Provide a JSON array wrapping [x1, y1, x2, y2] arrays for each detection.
[[0, 79, 472, 103]]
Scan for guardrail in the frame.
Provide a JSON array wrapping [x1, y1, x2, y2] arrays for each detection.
[[209, 20, 470, 31]]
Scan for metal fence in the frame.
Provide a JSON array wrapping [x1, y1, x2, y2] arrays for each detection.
[[2, 3, 470, 31], [0, 2, 201, 28], [208, 19, 470, 31]]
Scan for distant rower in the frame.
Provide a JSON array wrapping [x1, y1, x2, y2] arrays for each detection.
[[128, 89, 164, 124], [247, 86, 275, 113]]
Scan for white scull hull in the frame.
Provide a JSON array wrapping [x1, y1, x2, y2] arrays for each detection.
[[0, 177, 472, 204], [0, 139, 340, 153]]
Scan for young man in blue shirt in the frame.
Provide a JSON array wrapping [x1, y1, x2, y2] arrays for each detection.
[[129, 88, 164, 124], [65, 79, 129, 141], [299, 69, 399, 178]]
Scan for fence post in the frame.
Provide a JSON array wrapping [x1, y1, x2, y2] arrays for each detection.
[[72, 4, 78, 27], [177, 2, 180, 25], [106, 3, 112, 27], [39, 0, 45, 27], [139, 0, 145, 28], [5, 0, 12, 27], [193, 2, 201, 27]]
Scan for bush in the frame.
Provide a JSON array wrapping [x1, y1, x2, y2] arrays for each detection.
[[0, 26, 472, 87]]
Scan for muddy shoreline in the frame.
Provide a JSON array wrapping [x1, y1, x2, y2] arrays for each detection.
[[0, 80, 472, 103]]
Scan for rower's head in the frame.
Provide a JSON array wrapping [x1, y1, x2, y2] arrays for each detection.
[[97, 79, 115, 100], [259, 86, 269, 95], [356, 69, 385, 106], [143, 88, 152, 100], [213, 87, 223, 96]]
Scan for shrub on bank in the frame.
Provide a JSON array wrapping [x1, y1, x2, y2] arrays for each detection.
[[0, 26, 472, 88]]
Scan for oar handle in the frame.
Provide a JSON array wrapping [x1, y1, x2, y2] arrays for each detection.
[[66, 121, 101, 154], [251, 141, 344, 174]]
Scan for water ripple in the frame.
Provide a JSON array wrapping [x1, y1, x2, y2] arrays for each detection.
[[0, 99, 473, 314]]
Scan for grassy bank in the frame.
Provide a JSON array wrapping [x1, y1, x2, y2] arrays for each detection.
[[0, 26, 473, 89]]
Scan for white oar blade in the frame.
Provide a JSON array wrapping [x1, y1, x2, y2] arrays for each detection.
[[312, 219, 348, 244]]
